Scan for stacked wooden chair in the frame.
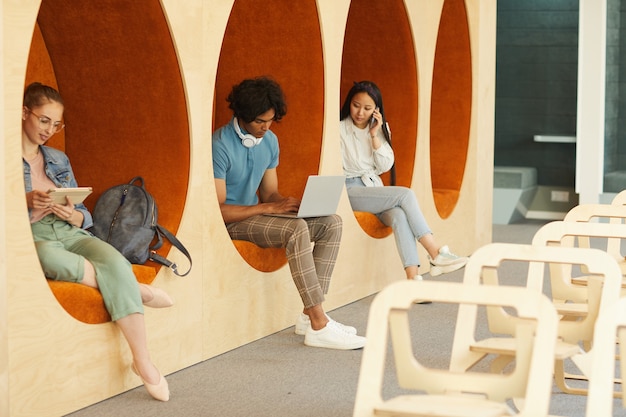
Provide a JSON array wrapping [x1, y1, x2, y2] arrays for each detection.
[[353, 279, 559, 417], [353, 197, 626, 416], [562, 202, 626, 281], [584, 297, 626, 416], [448, 238, 622, 397]]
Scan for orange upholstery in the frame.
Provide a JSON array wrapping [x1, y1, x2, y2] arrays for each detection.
[[341, 1, 417, 238], [430, 0, 471, 218], [342, 0, 417, 189], [33, 0, 189, 247], [213, 0, 323, 272], [342, 0, 471, 222], [26, 0, 189, 323], [46, 265, 156, 324], [232, 241, 288, 272], [25, 24, 64, 151], [354, 212, 393, 239], [433, 189, 461, 221]]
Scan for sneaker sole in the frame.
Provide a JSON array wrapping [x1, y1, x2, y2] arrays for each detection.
[[304, 339, 366, 350], [430, 257, 469, 267], [430, 261, 467, 277], [296, 322, 357, 336]]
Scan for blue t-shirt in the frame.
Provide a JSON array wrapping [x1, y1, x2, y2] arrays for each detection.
[[212, 118, 279, 206]]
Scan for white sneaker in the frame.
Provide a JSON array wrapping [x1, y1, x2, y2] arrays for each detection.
[[304, 321, 366, 350], [295, 313, 357, 335], [428, 245, 469, 277], [412, 275, 432, 304]]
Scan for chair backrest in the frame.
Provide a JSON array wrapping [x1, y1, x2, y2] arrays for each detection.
[[563, 204, 626, 266], [353, 280, 558, 417], [531, 220, 626, 306], [611, 190, 626, 206], [610, 195, 626, 258], [450, 241, 622, 362], [585, 297, 626, 417]]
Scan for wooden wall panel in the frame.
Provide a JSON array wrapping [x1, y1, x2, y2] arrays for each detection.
[[0, 0, 495, 415]]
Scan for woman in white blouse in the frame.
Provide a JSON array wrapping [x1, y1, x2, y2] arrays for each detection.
[[339, 81, 468, 282]]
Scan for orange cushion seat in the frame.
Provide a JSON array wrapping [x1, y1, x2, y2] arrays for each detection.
[[46, 264, 157, 324], [354, 211, 393, 239], [232, 240, 288, 273]]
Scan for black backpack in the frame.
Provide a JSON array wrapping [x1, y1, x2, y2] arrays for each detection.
[[90, 176, 192, 276]]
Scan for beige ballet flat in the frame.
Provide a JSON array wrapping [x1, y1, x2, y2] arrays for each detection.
[[132, 363, 170, 402], [140, 284, 174, 308]]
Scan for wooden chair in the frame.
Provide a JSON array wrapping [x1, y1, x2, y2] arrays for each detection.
[[584, 297, 626, 416], [563, 203, 626, 277], [530, 220, 626, 397], [532, 220, 626, 303], [610, 189, 626, 206], [449, 240, 622, 397], [533, 222, 625, 396], [610, 191, 626, 272], [353, 280, 559, 417]]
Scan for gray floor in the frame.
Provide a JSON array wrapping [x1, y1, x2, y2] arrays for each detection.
[[66, 220, 626, 417]]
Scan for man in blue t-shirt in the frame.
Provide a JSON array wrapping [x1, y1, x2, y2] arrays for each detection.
[[212, 77, 365, 350]]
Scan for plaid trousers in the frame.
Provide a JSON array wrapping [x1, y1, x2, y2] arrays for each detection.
[[226, 214, 342, 308]]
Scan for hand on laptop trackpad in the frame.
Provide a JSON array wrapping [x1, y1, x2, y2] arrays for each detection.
[[264, 175, 344, 219]]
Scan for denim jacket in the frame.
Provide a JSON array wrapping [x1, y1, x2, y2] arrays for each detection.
[[23, 145, 93, 229]]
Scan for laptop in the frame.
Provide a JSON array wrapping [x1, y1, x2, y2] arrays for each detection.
[[265, 175, 345, 218]]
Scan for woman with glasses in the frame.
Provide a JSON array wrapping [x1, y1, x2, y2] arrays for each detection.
[[21, 82, 171, 401], [339, 81, 469, 285]]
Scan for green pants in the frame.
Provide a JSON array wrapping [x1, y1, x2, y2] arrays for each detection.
[[31, 215, 143, 321]]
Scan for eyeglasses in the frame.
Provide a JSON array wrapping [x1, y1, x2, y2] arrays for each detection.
[[28, 108, 65, 134]]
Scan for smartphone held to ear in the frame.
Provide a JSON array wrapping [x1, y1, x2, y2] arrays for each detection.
[[370, 107, 380, 127]]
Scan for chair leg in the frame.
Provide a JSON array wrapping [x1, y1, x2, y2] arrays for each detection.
[[554, 360, 588, 396], [490, 355, 514, 373], [555, 360, 623, 397]]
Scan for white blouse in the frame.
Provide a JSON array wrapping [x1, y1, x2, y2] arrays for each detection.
[[339, 117, 394, 186]]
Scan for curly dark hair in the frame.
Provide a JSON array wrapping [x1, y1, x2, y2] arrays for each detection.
[[23, 82, 64, 109], [227, 76, 287, 123]]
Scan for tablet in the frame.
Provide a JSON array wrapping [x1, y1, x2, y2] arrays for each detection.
[[47, 187, 93, 204]]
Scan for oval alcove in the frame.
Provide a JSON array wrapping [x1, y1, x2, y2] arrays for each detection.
[[341, 0, 418, 238], [214, 0, 325, 272], [25, 0, 190, 323], [430, 0, 472, 219]]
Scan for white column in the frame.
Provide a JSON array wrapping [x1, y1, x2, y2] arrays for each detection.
[[576, 0, 606, 204]]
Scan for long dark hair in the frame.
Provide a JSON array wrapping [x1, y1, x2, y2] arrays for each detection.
[[340, 80, 395, 185]]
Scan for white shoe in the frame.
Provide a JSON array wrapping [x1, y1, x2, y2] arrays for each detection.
[[428, 245, 469, 277], [294, 313, 357, 335], [412, 275, 432, 304], [304, 321, 366, 350]]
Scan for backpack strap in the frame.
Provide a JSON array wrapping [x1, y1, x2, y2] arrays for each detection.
[[129, 176, 145, 187], [149, 224, 192, 277]]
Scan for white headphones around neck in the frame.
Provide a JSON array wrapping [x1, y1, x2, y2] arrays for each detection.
[[233, 117, 262, 148]]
